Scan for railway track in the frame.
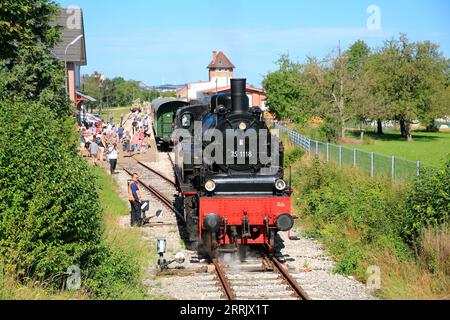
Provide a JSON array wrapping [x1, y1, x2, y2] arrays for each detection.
[[124, 155, 311, 301], [211, 251, 311, 301], [123, 156, 185, 223], [133, 157, 176, 187]]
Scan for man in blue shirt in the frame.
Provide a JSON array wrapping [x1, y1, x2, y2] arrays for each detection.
[[128, 173, 143, 226]]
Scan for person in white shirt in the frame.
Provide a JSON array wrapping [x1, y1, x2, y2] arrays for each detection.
[[108, 144, 119, 174]]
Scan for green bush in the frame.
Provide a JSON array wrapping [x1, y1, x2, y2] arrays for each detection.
[[0, 100, 102, 285], [318, 117, 340, 143], [83, 245, 145, 300], [293, 158, 411, 275], [284, 147, 305, 168], [0, 100, 149, 299], [403, 157, 450, 244]]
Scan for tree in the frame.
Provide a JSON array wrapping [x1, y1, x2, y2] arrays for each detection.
[[414, 41, 450, 131], [346, 41, 384, 134], [363, 35, 450, 141], [346, 40, 371, 74], [81, 72, 103, 101], [263, 54, 312, 121], [299, 47, 355, 140], [0, 0, 61, 61], [0, 0, 69, 116]]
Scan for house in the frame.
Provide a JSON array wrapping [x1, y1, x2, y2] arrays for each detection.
[[52, 7, 95, 107], [176, 51, 266, 109], [199, 86, 267, 111]]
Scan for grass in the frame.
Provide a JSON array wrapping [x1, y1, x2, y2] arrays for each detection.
[[0, 272, 86, 300], [283, 135, 449, 300], [92, 166, 163, 299], [97, 106, 132, 124], [93, 166, 154, 267], [0, 166, 158, 300], [344, 129, 450, 167]]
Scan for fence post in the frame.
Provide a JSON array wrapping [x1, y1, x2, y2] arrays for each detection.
[[326, 143, 330, 162], [339, 145, 342, 167], [416, 161, 421, 176], [315, 141, 319, 156], [371, 152, 374, 177], [391, 156, 395, 181], [353, 148, 357, 168]]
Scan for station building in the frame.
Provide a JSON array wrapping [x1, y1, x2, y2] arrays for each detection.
[[52, 7, 96, 107], [177, 51, 267, 110]]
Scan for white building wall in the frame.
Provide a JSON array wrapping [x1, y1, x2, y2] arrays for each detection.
[[187, 82, 215, 100], [211, 76, 230, 88], [187, 76, 232, 101], [247, 94, 253, 108]]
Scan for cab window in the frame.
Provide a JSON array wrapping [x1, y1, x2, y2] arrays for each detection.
[[181, 113, 193, 128]]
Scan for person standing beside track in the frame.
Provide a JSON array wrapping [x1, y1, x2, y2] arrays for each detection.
[[128, 173, 143, 227], [108, 144, 118, 175], [89, 137, 99, 166]]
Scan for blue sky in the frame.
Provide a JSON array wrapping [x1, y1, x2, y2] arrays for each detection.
[[57, 0, 450, 87]]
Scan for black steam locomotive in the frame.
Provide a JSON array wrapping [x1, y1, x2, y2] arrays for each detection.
[[173, 79, 293, 258]]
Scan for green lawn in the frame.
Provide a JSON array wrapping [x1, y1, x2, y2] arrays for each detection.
[[98, 106, 132, 124], [345, 130, 450, 166]]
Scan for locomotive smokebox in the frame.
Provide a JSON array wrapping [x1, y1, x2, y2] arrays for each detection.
[[231, 78, 249, 114]]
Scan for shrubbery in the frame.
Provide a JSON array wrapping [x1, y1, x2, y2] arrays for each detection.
[[294, 159, 410, 277], [289, 141, 449, 291], [403, 159, 449, 244], [0, 100, 144, 298], [0, 100, 101, 282]]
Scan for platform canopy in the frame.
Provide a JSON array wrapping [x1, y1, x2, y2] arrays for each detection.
[[76, 91, 97, 106]]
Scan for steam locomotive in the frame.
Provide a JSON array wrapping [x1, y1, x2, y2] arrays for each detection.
[[173, 79, 293, 258]]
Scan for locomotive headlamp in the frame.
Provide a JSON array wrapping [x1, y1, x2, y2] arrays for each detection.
[[275, 179, 287, 191], [276, 214, 294, 232], [239, 122, 247, 130], [205, 180, 216, 192]]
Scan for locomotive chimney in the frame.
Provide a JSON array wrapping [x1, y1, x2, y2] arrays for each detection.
[[231, 78, 249, 114]]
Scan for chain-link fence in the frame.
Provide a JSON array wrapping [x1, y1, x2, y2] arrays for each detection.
[[275, 124, 437, 182]]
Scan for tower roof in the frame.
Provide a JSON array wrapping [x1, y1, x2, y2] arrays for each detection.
[[207, 51, 235, 69]]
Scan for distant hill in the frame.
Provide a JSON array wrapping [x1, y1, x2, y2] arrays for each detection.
[[138, 82, 185, 92]]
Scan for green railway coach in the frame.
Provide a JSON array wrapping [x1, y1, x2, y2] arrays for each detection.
[[151, 98, 189, 150]]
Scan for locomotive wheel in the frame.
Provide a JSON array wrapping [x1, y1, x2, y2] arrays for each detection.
[[201, 231, 218, 260], [184, 197, 199, 240]]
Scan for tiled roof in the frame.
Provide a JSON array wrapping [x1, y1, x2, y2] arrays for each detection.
[[51, 8, 87, 65], [207, 51, 235, 69]]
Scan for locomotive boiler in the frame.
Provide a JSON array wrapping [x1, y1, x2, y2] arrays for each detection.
[[173, 78, 293, 258]]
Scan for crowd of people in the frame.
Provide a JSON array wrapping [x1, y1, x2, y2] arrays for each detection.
[[78, 110, 152, 174]]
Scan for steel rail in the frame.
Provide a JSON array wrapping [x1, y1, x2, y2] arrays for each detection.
[[269, 256, 311, 300], [167, 152, 175, 168], [134, 159, 176, 187], [212, 259, 236, 300]]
